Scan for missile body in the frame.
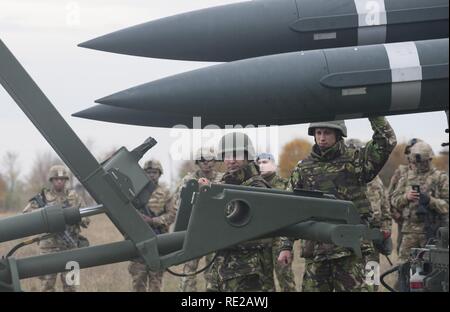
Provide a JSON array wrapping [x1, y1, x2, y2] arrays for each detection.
[[74, 39, 449, 128], [79, 0, 449, 62]]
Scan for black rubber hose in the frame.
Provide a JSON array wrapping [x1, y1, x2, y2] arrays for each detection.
[[166, 254, 218, 277], [380, 265, 400, 292]]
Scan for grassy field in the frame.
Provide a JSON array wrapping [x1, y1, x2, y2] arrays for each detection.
[[0, 212, 399, 292]]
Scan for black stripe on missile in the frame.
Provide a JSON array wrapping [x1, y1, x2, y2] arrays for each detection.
[[385, 0, 449, 43], [291, 14, 358, 32], [291, 0, 358, 48], [322, 44, 392, 114], [387, 6, 448, 24], [320, 63, 447, 88]]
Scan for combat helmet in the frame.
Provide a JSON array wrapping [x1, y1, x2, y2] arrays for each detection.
[[194, 147, 216, 163], [217, 132, 256, 160], [144, 159, 164, 175], [409, 142, 434, 163], [308, 120, 347, 137], [48, 165, 70, 181], [404, 138, 423, 155]]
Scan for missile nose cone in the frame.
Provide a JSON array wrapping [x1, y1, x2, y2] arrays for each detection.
[[95, 92, 128, 106], [77, 0, 301, 61]]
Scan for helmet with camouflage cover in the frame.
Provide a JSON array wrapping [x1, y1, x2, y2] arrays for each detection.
[[194, 146, 216, 163], [48, 165, 70, 181], [217, 132, 256, 160], [308, 120, 347, 138], [404, 138, 423, 155], [409, 141, 434, 163], [346, 138, 364, 149], [143, 159, 164, 175]]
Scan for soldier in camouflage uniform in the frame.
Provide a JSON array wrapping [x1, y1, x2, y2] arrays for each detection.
[[387, 138, 423, 254], [278, 117, 396, 292], [256, 152, 297, 292], [23, 165, 89, 292], [347, 139, 393, 272], [128, 159, 176, 292], [389, 142, 449, 265], [179, 147, 223, 292], [203, 132, 275, 292]]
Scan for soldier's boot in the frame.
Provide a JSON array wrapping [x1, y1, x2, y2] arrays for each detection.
[[179, 258, 201, 292], [274, 264, 297, 292], [39, 273, 58, 292], [148, 271, 164, 292], [128, 261, 149, 292], [61, 271, 77, 292]]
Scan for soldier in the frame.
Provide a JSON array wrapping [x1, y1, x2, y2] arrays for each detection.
[[178, 147, 223, 292], [256, 152, 297, 292], [387, 138, 423, 254], [128, 159, 176, 292], [23, 165, 89, 292], [347, 139, 393, 273], [278, 117, 396, 292], [389, 142, 449, 266], [202, 132, 275, 292]]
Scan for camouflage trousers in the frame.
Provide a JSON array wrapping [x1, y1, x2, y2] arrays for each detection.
[[272, 246, 296, 292], [128, 260, 164, 292], [179, 254, 214, 292], [39, 244, 77, 292], [398, 233, 428, 262], [302, 255, 372, 292], [206, 247, 275, 292]]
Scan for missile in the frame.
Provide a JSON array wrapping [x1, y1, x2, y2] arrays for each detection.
[[73, 104, 362, 128], [73, 39, 449, 128], [78, 0, 449, 62]]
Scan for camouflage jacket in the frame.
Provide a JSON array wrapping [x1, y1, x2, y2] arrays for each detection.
[[366, 175, 392, 232], [208, 161, 274, 285], [387, 164, 409, 218], [143, 184, 175, 234], [389, 166, 449, 234], [264, 172, 292, 251], [264, 172, 287, 190], [173, 169, 223, 212], [287, 117, 396, 261], [23, 187, 88, 248]]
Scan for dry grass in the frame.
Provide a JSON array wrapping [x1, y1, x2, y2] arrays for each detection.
[[0, 212, 400, 292]]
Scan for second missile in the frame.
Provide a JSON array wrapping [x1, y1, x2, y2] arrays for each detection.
[[74, 39, 449, 128]]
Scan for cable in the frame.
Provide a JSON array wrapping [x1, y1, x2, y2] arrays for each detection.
[[380, 265, 400, 292], [165, 254, 218, 277], [5, 234, 52, 258]]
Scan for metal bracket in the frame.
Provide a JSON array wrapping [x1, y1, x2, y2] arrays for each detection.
[[0, 258, 21, 292]]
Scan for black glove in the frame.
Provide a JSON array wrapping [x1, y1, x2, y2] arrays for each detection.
[[416, 193, 430, 222], [419, 193, 431, 206]]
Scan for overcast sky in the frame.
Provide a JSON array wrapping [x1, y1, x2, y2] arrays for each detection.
[[1, 0, 448, 186]]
